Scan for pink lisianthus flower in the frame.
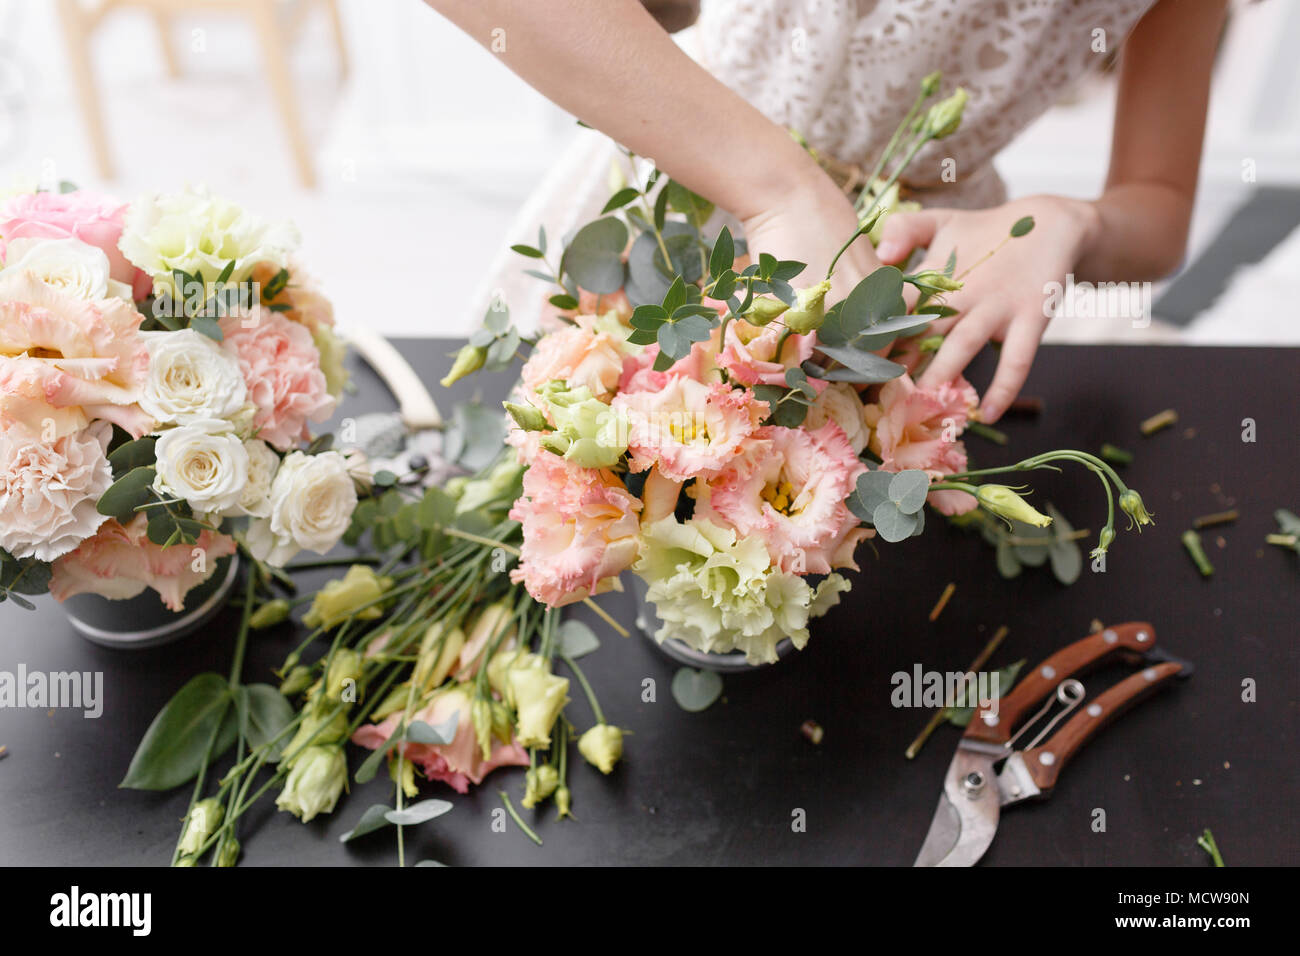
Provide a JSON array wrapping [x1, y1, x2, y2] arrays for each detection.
[[693, 421, 871, 575], [612, 376, 766, 482], [218, 307, 335, 450], [863, 373, 980, 516], [0, 189, 139, 287], [352, 685, 528, 794], [519, 312, 635, 402], [250, 259, 334, 332], [617, 334, 722, 394], [0, 271, 151, 437], [49, 512, 237, 612], [507, 453, 641, 607], [718, 320, 823, 391]]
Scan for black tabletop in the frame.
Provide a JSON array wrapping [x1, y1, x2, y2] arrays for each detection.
[[2, 341, 1297, 866]]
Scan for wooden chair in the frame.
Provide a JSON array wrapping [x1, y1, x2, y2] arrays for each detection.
[[55, 0, 348, 187]]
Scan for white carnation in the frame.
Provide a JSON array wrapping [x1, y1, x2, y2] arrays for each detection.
[[152, 419, 249, 515], [239, 438, 280, 518], [139, 328, 248, 426], [245, 451, 357, 566], [806, 382, 871, 454]]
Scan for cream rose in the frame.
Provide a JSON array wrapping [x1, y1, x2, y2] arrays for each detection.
[[139, 328, 249, 427], [152, 419, 249, 515], [806, 382, 872, 454], [0, 237, 132, 301], [0, 420, 113, 561], [239, 438, 280, 518], [246, 450, 357, 566]]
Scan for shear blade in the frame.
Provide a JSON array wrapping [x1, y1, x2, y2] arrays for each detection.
[[914, 793, 962, 867], [913, 747, 1001, 866]]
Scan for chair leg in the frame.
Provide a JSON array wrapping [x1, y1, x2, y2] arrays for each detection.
[[249, 1, 316, 188], [153, 9, 181, 78], [322, 0, 349, 80], [55, 0, 115, 180]]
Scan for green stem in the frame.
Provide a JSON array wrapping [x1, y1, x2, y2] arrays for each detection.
[[499, 791, 543, 846], [560, 652, 606, 725]]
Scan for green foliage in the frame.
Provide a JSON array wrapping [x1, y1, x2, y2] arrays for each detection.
[[121, 673, 237, 790]]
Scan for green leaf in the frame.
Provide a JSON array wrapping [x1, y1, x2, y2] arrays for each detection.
[[664, 180, 714, 225], [445, 402, 508, 471], [354, 742, 393, 785], [662, 275, 687, 315], [120, 673, 235, 790], [850, 470, 894, 522], [189, 315, 223, 342], [872, 500, 920, 543], [835, 266, 906, 338], [709, 226, 734, 280], [340, 804, 395, 842], [556, 619, 601, 659], [601, 187, 642, 214], [671, 667, 723, 713], [996, 538, 1023, 578], [510, 244, 544, 259], [560, 217, 628, 294], [385, 799, 454, 826], [784, 366, 817, 399], [548, 294, 579, 310], [946, 659, 1026, 726], [1010, 216, 1035, 238], [417, 486, 457, 530], [1046, 504, 1082, 585], [888, 470, 931, 514], [405, 713, 460, 745], [630, 304, 668, 330], [653, 186, 670, 231], [107, 436, 157, 478], [96, 466, 157, 522], [813, 345, 907, 384], [240, 684, 294, 761]]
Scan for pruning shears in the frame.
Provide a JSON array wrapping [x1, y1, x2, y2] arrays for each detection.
[[914, 622, 1191, 866]]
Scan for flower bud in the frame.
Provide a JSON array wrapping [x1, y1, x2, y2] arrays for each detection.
[[555, 785, 573, 820], [472, 696, 495, 761], [577, 723, 625, 775], [414, 621, 466, 693], [1118, 489, 1154, 530], [508, 659, 570, 749], [282, 703, 350, 763], [920, 70, 942, 97], [215, 837, 241, 868], [389, 752, 418, 799], [439, 343, 487, 388], [1090, 526, 1116, 559], [909, 271, 964, 295], [976, 484, 1052, 529], [323, 647, 364, 701], [179, 798, 224, 855], [781, 280, 832, 334], [743, 296, 790, 326], [303, 566, 393, 632], [522, 764, 560, 809], [925, 87, 968, 139], [278, 664, 313, 697], [503, 400, 550, 433], [249, 598, 290, 630], [276, 745, 347, 822]]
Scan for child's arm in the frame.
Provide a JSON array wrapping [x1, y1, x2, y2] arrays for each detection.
[[878, 0, 1227, 421], [423, 0, 879, 294]]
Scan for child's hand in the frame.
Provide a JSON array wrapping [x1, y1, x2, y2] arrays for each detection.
[[875, 195, 1100, 422]]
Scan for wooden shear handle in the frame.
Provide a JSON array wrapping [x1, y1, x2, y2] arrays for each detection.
[[1022, 661, 1184, 791], [965, 622, 1156, 745]]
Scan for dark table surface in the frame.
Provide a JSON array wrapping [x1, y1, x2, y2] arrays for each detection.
[[2, 341, 1297, 866]]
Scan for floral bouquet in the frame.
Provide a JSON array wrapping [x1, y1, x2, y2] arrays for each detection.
[[0, 184, 355, 616], [448, 74, 1154, 664]]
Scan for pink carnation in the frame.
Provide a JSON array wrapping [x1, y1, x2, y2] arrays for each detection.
[[519, 312, 631, 401], [0, 271, 151, 437], [219, 307, 335, 450], [718, 321, 822, 391], [693, 421, 870, 575], [613, 376, 766, 482], [0, 189, 139, 287], [352, 685, 528, 794], [508, 454, 641, 607], [865, 374, 980, 516], [50, 512, 237, 612]]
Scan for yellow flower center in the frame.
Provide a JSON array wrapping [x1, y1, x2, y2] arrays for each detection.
[[669, 420, 708, 444], [761, 479, 798, 516]]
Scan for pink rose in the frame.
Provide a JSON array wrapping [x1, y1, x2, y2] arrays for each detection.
[[864, 373, 980, 516], [508, 453, 641, 608], [0, 420, 113, 561], [219, 307, 335, 450], [0, 271, 151, 437], [50, 512, 237, 612], [352, 685, 528, 794], [612, 376, 766, 482], [718, 321, 823, 391], [0, 189, 138, 287], [693, 421, 870, 575]]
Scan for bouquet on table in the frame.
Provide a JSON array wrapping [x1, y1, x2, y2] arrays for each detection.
[[447, 73, 1154, 664], [0, 184, 355, 613]]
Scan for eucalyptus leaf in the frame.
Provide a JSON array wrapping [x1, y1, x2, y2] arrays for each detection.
[[872, 501, 920, 543], [888, 470, 930, 515], [405, 712, 460, 746], [560, 217, 628, 294], [107, 436, 157, 477], [96, 466, 157, 523], [995, 538, 1023, 578], [813, 345, 906, 384], [850, 470, 894, 521], [671, 668, 723, 713], [556, 619, 601, 659], [385, 799, 453, 826], [339, 804, 394, 842]]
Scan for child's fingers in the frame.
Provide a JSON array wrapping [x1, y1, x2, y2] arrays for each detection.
[[875, 210, 947, 265], [979, 317, 1044, 423], [917, 308, 996, 388]]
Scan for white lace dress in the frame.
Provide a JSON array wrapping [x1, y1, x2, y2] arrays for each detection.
[[472, 0, 1155, 332]]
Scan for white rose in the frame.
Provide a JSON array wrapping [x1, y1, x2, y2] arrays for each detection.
[[239, 438, 280, 518], [119, 185, 300, 297], [153, 419, 249, 515], [246, 451, 357, 566], [806, 382, 871, 454], [139, 328, 248, 426], [0, 237, 131, 301]]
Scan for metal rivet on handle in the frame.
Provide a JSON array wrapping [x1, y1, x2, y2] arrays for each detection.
[[1136, 630, 1150, 643], [982, 712, 999, 727], [1041, 665, 1057, 680], [1087, 703, 1102, 717], [1103, 628, 1118, 644], [1038, 752, 1056, 766], [1143, 668, 1158, 681]]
